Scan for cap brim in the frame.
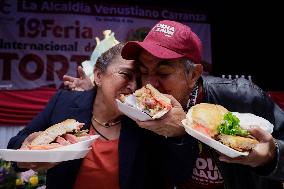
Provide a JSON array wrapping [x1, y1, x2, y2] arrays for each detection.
[[122, 41, 185, 60]]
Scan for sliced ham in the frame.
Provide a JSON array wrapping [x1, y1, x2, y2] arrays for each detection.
[[55, 136, 70, 146], [63, 134, 78, 144]]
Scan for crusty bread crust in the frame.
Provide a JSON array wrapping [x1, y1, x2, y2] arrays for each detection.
[[30, 119, 81, 146], [191, 103, 228, 137], [218, 134, 259, 152], [145, 84, 171, 105]]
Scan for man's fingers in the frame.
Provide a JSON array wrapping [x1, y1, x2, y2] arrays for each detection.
[[62, 75, 68, 81], [63, 75, 80, 85], [74, 87, 84, 91], [163, 94, 181, 107], [219, 154, 248, 164], [136, 120, 152, 128], [63, 81, 71, 87], [63, 75, 74, 82], [78, 66, 87, 79], [137, 120, 159, 130], [136, 120, 161, 128], [136, 120, 169, 136], [248, 128, 272, 142]]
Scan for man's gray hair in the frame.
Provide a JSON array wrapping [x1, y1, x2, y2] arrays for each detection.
[[183, 58, 196, 73]]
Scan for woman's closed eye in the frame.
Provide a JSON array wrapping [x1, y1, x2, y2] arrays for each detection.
[[118, 71, 134, 80]]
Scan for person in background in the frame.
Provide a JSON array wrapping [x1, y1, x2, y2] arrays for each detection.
[[65, 20, 284, 189], [8, 42, 198, 189]]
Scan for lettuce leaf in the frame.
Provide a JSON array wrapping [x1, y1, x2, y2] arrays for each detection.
[[218, 112, 249, 136]]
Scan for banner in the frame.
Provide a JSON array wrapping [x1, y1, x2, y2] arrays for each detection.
[[0, 0, 211, 90]]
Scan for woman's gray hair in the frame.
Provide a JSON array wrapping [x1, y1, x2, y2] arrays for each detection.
[[183, 58, 196, 73], [95, 42, 125, 72]]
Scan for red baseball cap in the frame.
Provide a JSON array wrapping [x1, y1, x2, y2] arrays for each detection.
[[122, 20, 202, 63]]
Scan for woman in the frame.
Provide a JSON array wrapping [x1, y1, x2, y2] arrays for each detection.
[[8, 43, 168, 189]]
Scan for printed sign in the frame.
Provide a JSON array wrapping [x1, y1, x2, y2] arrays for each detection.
[[0, 0, 211, 89]]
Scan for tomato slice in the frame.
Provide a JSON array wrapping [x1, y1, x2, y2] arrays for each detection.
[[152, 96, 172, 110], [193, 124, 211, 137]]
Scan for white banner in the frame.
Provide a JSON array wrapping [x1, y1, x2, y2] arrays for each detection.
[[0, 0, 211, 89]]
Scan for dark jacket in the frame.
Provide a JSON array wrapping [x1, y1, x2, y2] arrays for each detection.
[[8, 89, 198, 189], [201, 75, 284, 189]]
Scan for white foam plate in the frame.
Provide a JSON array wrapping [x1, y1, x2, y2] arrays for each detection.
[[0, 135, 99, 162], [182, 119, 249, 158], [0, 148, 91, 162], [232, 112, 273, 133], [116, 99, 152, 121]]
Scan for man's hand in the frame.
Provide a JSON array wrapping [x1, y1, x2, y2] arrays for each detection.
[[63, 66, 94, 91], [219, 128, 276, 167], [136, 95, 186, 137]]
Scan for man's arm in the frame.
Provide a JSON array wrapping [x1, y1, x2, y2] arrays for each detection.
[[63, 66, 94, 91], [218, 89, 284, 180]]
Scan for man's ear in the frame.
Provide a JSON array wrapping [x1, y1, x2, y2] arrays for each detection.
[[192, 64, 203, 81], [93, 67, 102, 87], [187, 64, 203, 88]]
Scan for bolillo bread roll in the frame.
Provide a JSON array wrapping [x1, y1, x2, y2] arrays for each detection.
[[30, 119, 84, 146], [189, 103, 228, 137]]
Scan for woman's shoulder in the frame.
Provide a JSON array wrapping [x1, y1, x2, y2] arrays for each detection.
[[56, 89, 96, 99], [52, 89, 96, 109]]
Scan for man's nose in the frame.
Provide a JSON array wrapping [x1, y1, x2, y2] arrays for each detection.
[[128, 79, 137, 92]]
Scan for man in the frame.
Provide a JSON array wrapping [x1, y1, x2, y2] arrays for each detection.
[[65, 20, 284, 189]]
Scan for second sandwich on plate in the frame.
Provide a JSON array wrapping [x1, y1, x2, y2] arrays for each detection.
[[182, 103, 273, 157]]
